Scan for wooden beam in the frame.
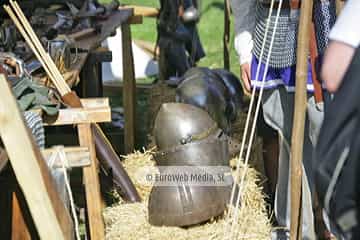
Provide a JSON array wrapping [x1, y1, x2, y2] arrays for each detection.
[[0, 75, 73, 240], [120, 5, 159, 17], [80, 98, 109, 108], [44, 107, 111, 126], [122, 23, 136, 154], [42, 147, 91, 168], [77, 124, 105, 240]]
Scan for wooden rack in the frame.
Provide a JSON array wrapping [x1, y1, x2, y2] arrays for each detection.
[[0, 76, 111, 239]]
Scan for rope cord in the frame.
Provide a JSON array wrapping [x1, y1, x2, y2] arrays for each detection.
[[49, 146, 81, 240], [223, 0, 284, 238]]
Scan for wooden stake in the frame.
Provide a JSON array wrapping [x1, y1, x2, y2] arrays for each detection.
[[122, 23, 136, 153], [290, 1, 313, 239]]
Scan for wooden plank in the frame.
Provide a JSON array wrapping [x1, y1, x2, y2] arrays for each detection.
[[0, 75, 73, 240], [121, 23, 136, 154], [44, 107, 111, 126], [77, 124, 105, 240], [42, 147, 91, 168], [80, 98, 109, 109], [69, 28, 96, 41]]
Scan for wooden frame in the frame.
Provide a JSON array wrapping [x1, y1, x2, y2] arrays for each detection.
[[45, 99, 111, 240], [0, 76, 73, 239], [42, 147, 91, 169], [0, 75, 111, 239]]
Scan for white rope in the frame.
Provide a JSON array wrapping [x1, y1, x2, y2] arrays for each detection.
[[49, 146, 81, 240], [224, 0, 284, 239]]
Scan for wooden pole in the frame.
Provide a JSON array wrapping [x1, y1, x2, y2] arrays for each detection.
[[223, 0, 231, 70], [290, 1, 313, 239], [122, 22, 136, 154]]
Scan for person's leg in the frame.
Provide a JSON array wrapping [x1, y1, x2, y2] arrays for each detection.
[[263, 134, 279, 201], [262, 87, 317, 240], [257, 106, 279, 207]]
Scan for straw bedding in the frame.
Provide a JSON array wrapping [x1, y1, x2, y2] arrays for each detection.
[[103, 149, 272, 240]]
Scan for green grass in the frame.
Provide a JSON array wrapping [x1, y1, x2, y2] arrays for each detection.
[[102, 0, 240, 81]]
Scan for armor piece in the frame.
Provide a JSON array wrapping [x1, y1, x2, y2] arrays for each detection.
[[253, 1, 335, 68], [148, 182, 231, 227], [253, 4, 298, 68], [313, 0, 336, 55], [154, 135, 229, 167], [212, 68, 244, 122], [154, 102, 220, 150], [176, 68, 230, 132], [149, 103, 232, 227]]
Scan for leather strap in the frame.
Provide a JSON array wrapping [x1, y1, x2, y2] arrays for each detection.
[[290, 0, 301, 10], [310, 22, 324, 103], [62, 91, 82, 108]]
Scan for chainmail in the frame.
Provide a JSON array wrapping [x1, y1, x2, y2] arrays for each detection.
[[253, 3, 297, 68], [24, 111, 45, 149], [253, 0, 335, 68], [313, 0, 336, 55]]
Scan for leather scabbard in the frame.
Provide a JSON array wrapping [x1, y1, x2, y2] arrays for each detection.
[[92, 124, 141, 202]]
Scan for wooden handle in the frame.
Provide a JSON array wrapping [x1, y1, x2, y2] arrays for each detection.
[[69, 28, 96, 41], [120, 5, 159, 17]]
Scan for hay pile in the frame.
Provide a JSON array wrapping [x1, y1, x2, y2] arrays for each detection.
[[104, 150, 272, 240]]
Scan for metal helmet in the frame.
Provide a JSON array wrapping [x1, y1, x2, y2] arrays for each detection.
[[149, 103, 232, 227], [148, 181, 231, 227], [212, 68, 244, 123], [176, 67, 231, 133], [153, 102, 220, 151]]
